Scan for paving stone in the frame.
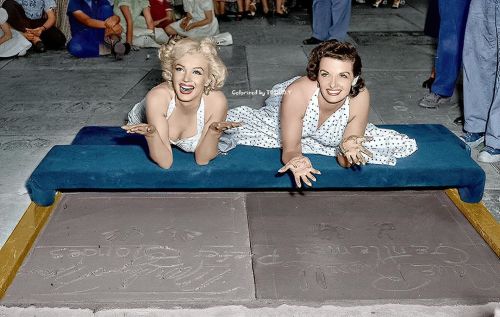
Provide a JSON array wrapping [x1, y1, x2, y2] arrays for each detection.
[[0, 135, 74, 194], [483, 189, 500, 222], [3, 49, 160, 71], [246, 45, 307, 66], [0, 69, 148, 103], [248, 191, 500, 302], [0, 193, 31, 247], [2, 192, 254, 305], [350, 12, 421, 32]]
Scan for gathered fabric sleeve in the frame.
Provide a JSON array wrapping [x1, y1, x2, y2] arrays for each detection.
[[199, 0, 213, 11], [0, 8, 8, 24], [43, 0, 57, 12]]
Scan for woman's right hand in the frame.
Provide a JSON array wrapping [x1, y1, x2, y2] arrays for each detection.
[[209, 121, 241, 133], [122, 124, 157, 137], [278, 155, 321, 188]]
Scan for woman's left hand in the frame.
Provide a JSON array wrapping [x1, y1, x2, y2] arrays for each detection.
[[278, 155, 321, 188], [122, 124, 157, 137], [26, 27, 43, 37], [209, 121, 241, 133], [339, 135, 373, 166]]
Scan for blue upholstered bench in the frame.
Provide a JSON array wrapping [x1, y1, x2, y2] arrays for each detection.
[[26, 124, 485, 206]]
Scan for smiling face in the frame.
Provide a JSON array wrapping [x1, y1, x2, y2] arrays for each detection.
[[316, 57, 355, 106], [172, 53, 210, 103]]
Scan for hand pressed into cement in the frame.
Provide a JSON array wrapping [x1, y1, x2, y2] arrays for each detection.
[[122, 123, 157, 137], [278, 155, 321, 188], [338, 135, 373, 166]]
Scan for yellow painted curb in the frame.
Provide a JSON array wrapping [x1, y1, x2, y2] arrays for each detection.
[[0, 194, 60, 299], [445, 189, 500, 258]]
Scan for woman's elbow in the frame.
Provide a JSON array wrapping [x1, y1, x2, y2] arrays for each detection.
[[195, 156, 210, 166], [151, 155, 173, 169], [156, 160, 173, 169]]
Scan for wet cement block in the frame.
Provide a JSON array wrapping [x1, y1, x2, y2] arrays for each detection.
[[2, 192, 254, 305], [248, 191, 500, 302]]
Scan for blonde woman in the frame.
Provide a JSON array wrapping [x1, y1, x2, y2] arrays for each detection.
[[123, 37, 239, 168]]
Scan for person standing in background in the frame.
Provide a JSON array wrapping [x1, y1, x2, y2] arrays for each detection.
[[461, 0, 500, 162], [2, 0, 66, 52], [418, 0, 470, 109], [302, 0, 351, 45]]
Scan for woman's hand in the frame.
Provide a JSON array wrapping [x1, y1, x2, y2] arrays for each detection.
[[180, 17, 190, 30], [25, 27, 43, 37], [278, 155, 321, 188], [338, 135, 373, 166], [104, 16, 122, 37], [122, 124, 157, 137], [209, 121, 241, 133]]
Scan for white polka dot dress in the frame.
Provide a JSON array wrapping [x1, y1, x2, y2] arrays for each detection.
[[220, 77, 417, 165]]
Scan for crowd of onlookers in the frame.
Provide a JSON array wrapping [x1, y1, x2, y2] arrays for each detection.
[[0, 0, 411, 59], [0, 0, 498, 162]]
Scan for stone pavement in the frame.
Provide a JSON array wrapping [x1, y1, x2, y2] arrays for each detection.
[[0, 0, 499, 299]]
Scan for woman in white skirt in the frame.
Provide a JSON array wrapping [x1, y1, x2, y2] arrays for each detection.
[[164, 0, 219, 38], [0, 8, 32, 57]]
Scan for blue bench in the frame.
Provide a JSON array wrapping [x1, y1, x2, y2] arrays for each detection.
[[26, 124, 485, 206]]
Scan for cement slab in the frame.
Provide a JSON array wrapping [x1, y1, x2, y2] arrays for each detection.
[[0, 135, 74, 193], [248, 191, 500, 302], [2, 50, 160, 71], [483, 190, 500, 222], [0, 58, 13, 70], [0, 193, 31, 247], [350, 12, 422, 33], [245, 45, 307, 66], [0, 69, 148, 102], [1, 192, 254, 305], [357, 44, 433, 71]]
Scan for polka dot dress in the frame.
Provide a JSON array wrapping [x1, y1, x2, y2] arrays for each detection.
[[220, 77, 417, 165]]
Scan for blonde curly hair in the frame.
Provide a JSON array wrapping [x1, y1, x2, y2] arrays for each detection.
[[158, 37, 227, 94]]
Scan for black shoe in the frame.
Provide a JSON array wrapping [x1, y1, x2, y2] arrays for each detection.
[[235, 12, 244, 21], [275, 12, 288, 18], [34, 41, 46, 53], [453, 116, 464, 126], [422, 77, 435, 91], [219, 14, 231, 22], [303, 37, 323, 45]]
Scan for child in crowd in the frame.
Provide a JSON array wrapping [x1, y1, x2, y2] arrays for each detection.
[[149, 0, 175, 28], [67, 0, 125, 58], [220, 40, 417, 187], [165, 0, 219, 38], [0, 7, 32, 57], [124, 37, 239, 168], [114, 0, 165, 49], [2, 0, 66, 52]]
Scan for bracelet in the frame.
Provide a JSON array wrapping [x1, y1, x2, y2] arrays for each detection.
[[41, 25, 47, 31]]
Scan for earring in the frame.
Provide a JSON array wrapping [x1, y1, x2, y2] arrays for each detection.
[[317, 81, 320, 88], [351, 76, 359, 87]]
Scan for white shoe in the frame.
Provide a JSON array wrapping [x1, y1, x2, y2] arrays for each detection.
[[213, 32, 233, 46], [134, 35, 161, 48], [477, 146, 500, 163]]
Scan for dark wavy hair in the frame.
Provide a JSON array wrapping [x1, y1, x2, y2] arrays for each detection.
[[306, 40, 365, 97]]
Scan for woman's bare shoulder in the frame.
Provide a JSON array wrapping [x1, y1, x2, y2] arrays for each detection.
[[147, 82, 174, 100], [350, 87, 370, 108], [285, 76, 317, 98]]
